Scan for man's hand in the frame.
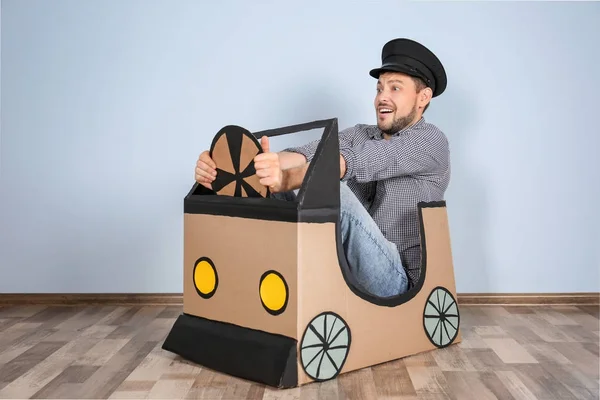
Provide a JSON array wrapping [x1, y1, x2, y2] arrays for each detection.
[[340, 154, 347, 179], [254, 136, 283, 193], [195, 150, 217, 190]]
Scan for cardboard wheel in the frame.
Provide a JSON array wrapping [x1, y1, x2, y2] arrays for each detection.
[[208, 125, 270, 198], [300, 311, 351, 382], [423, 286, 460, 348]]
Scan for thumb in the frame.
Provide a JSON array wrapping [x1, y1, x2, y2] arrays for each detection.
[[261, 136, 270, 153]]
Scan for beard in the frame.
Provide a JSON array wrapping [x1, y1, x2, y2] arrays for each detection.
[[378, 102, 418, 135]]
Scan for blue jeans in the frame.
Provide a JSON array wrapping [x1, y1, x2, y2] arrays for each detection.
[[338, 183, 408, 297], [273, 183, 408, 297]]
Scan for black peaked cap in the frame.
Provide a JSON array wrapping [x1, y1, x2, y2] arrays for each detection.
[[370, 38, 447, 97]]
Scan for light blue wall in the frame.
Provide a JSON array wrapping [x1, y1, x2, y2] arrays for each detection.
[[1, 0, 599, 293]]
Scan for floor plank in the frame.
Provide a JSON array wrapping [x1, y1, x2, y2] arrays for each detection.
[[0, 305, 597, 399]]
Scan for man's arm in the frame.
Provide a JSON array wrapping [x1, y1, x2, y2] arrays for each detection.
[[277, 154, 347, 192], [280, 125, 357, 168], [254, 137, 311, 193], [277, 151, 307, 170], [339, 130, 449, 182], [255, 126, 358, 192], [279, 162, 310, 192]]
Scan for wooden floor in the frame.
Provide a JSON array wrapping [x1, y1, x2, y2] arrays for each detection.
[[0, 305, 597, 399]]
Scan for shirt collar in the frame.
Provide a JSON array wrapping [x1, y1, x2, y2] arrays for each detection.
[[370, 117, 426, 139]]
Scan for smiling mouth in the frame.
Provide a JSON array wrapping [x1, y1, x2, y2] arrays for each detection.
[[378, 108, 394, 116]]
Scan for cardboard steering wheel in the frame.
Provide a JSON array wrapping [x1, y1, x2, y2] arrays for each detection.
[[209, 125, 270, 198]]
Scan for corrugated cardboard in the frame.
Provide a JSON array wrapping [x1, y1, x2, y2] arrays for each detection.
[[162, 119, 461, 388]]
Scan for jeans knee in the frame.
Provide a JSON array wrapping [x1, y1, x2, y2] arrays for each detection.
[[339, 183, 361, 214]]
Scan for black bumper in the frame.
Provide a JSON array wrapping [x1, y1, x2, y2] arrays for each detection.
[[162, 313, 298, 388]]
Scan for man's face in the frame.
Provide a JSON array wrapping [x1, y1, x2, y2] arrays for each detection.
[[374, 72, 426, 135]]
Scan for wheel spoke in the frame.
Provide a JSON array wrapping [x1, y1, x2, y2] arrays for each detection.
[[442, 320, 452, 343], [431, 319, 441, 340], [240, 160, 256, 178], [445, 318, 457, 331], [302, 343, 324, 350], [305, 348, 324, 369], [240, 179, 262, 197], [234, 181, 242, 197], [227, 129, 243, 174], [211, 169, 236, 192], [427, 300, 442, 314], [443, 300, 455, 315], [328, 325, 347, 347], [240, 174, 268, 198], [325, 350, 339, 372], [238, 133, 259, 174], [441, 291, 447, 313], [309, 324, 326, 344], [315, 351, 326, 379], [326, 318, 337, 343]]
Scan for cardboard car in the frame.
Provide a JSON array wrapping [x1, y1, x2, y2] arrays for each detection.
[[162, 118, 461, 388]]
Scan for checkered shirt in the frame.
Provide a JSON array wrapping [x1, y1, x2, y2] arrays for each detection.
[[284, 117, 450, 288]]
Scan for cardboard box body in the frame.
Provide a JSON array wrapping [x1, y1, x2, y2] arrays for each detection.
[[162, 119, 461, 388]]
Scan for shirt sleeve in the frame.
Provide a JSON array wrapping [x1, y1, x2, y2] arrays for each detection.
[[282, 126, 357, 163], [339, 130, 449, 183], [281, 138, 320, 163]]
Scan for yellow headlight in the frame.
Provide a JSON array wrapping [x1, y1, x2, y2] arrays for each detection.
[[259, 271, 288, 315], [193, 257, 218, 299]]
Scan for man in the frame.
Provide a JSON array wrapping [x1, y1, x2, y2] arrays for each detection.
[[195, 38, 450, 298]]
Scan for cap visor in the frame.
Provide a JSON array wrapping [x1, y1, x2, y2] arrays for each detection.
[[369, 65, 420, 79]]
